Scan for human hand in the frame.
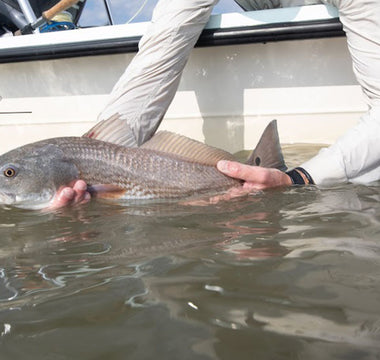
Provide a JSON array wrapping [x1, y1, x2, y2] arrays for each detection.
[[182, 161, 292, 206], [217, 160, 292, 191], [49, 180, 91, 209]]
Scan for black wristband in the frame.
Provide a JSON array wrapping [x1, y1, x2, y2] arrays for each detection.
[[286, 169, 305, 185], [295, 167, 315, 185], [286, 167, 315, 185]]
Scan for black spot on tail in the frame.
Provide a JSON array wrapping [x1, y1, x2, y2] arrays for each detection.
[[255, 157, 261, 166]]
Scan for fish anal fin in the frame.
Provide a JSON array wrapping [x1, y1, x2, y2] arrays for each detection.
[[88, 184, 126, 199], [246, 120, 287, 171], [141, 131, 236, 166]]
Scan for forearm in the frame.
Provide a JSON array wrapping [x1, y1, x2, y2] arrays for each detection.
[[301, 107, 380, 185]]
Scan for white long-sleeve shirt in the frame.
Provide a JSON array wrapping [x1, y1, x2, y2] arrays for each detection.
[[301, 0, 380, 185]]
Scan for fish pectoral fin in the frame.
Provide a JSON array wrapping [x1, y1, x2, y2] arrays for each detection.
[[141, 131, 236, 166], [246, 120, 287, 171], [87, 184, 126, 199]]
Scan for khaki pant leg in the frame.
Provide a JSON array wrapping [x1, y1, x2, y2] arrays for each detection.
[[94, 0, 218, 147]]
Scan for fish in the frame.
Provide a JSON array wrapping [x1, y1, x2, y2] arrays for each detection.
[[0, 120, 286, 209]]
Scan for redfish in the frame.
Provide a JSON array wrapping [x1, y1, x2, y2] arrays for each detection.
[[0, 120, 285, 209]]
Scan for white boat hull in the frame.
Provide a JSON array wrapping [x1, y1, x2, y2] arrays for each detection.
[[0, 5, 366, 154]]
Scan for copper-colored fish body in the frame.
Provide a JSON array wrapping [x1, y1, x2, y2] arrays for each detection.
[[0, 121, 285, 208]]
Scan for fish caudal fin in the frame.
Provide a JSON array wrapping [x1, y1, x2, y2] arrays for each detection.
[[246, 120, 287, 171]]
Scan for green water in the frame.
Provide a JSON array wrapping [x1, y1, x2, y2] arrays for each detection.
[[0, 145, 380, 359]]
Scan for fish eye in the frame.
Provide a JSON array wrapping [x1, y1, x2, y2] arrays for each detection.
[[4, 167, 16, 178]]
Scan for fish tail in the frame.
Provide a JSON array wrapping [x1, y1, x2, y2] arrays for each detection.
[[245, 120, 287, 171]]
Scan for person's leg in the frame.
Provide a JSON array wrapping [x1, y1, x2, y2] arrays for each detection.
[[330, 0, 380, 109], [88, 0, 218, 147]]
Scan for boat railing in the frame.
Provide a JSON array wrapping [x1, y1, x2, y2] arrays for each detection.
[[0, 3, 344, 64]]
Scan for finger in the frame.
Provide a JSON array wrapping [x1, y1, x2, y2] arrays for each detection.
[[49, 180, 91, 210], [217, 160, 267, 183], [208, 187, 252, 204], [72, 180, 90, 204], [49, 187, 76, 209]]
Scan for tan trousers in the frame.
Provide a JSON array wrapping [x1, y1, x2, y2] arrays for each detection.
[[96, 0, 218, 147]]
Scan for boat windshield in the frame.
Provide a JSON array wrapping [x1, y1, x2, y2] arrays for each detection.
[[0, 0, 245, 35], [0, 0, 328, 36], [77, 0, 243, 28]]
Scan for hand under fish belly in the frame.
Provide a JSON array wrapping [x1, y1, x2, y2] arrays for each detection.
[[0, 121, 285, 209]]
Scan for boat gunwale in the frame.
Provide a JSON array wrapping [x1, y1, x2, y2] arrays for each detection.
[[0, 18, 344, 63]]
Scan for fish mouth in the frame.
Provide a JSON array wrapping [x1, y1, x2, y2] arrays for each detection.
[[0, 191, 52, 209], [0, 191, 16, 205], [0, 188, 56, 209]]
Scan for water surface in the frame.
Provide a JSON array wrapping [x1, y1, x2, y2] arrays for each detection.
[[0, 145, 380, 359]]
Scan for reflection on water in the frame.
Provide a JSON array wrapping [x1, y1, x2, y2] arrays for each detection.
[[1, 145, 380, 359]]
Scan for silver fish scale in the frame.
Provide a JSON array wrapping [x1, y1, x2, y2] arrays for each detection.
[[54, 137, 239, 199]]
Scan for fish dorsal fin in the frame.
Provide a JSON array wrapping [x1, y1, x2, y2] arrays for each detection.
[[246, 120, 287, 171], [82, 114, 137, 147], [141, 131, 236, 166]]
